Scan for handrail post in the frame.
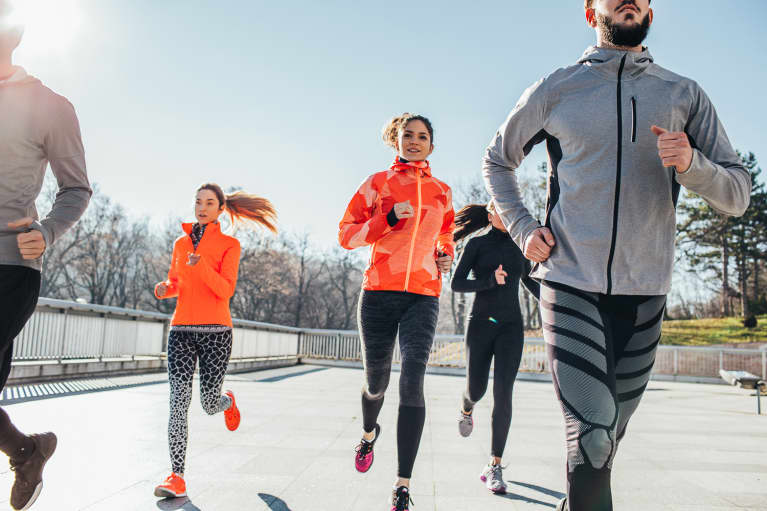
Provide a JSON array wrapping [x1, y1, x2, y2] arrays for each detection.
[[98, 313, 107, 362], [673, 348, 678, 376], [296, 331, 303, 359], [336, 333, 341, 360], [57, 309, 69, 363]]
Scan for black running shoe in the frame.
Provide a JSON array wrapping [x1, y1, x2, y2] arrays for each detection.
[[391, 485, 413, 511]]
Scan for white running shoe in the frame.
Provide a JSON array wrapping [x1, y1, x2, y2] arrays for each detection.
[[479, 463, 507, 494]]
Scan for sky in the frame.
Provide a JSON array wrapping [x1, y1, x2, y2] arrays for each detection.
[[13, 0, 767, 258]]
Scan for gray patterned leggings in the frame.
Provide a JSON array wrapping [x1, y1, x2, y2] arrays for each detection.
[[541, 281, 665, 511], [358, 290, 439, 479], [166, 328, 233, 474]]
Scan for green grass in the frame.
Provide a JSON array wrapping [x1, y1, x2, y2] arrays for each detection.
[[661, 315, 767, 346]]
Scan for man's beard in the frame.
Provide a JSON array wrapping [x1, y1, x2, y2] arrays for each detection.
[[596, 11, 651, 48]]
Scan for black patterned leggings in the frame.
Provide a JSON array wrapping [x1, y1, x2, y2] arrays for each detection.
[[358, 290, 439, 479], [541, 281, 665, 511], [166, 328, 233, 474]]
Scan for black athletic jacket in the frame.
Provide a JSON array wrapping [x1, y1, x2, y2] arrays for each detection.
[[451, 227, 540, 323]]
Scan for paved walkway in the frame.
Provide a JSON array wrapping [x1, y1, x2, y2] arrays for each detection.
[[0, 365, 764, 510]]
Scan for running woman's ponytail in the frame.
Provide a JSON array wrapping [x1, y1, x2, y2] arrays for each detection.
[[382, 112, 434, 149], [454, 202, 496, 242], [197, 183, 277, 233]]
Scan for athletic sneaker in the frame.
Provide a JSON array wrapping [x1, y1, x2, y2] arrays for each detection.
[[354, 423, 381, 473], [9, 432, 57, 511], [154, 473, 187, 498], [224, 390, 240, 431], [391, 485, 413, 511], [556, 497, 568, 511], [458, 410, 473, 437], [479, 463, 507, 494]]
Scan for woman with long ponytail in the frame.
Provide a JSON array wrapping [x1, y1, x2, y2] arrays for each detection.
[[451, 201, 538, 495], [152, 183, 276, 499]]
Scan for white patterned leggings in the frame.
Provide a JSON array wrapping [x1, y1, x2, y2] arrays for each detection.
[[166, 328, 233, 474]]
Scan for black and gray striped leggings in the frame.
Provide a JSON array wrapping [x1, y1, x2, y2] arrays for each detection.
[[541, 281, 665, 511]]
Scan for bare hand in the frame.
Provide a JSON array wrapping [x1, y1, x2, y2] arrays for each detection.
[[651, 125, 693, 173], [436, 254, 452, 273], [494, 264, 508, 285], [156, 283, 168, 297], [8, 217, 46, 260], [393, 200, 415, 220], [187, 252, 201, 266], [524, 227, 555, 263]]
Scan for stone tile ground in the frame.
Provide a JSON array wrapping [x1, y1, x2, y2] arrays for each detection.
[[0, 365, 764, 510]]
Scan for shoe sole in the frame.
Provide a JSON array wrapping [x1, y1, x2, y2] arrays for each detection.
[[480, 475, 507, 494], [154, 487, 187, 499], [18, 482, 43, 511], [17, 434, 57, 510]]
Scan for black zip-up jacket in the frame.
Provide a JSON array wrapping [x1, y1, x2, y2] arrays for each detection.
[[451, 227, 540, 323]]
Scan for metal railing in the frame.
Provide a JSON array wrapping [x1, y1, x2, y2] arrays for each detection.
[[15, 299, 767, 382], [299, 330, 767, 381], [14, 298, 300, 362]]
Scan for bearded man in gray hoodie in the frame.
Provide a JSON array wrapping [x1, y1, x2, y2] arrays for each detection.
[[482, 1, 751, 510], [0, 2, 91, 509]]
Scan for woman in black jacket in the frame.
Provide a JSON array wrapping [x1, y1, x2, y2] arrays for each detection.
[[451, 201, 539, 495]]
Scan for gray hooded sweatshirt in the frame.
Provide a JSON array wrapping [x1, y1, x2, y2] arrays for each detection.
[[483, 46, 751, 296], [0, 67, 92, 271]]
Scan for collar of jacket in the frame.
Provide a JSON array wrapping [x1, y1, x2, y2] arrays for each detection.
[[577, 45, 654, 81], [391, 157, 432, 177], [182, 221, 221, 236], [488, 226, 508, 238]]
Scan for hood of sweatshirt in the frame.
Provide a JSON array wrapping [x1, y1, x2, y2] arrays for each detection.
[[577, 46, 654, 81]]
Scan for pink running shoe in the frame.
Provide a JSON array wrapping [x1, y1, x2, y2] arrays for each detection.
[[354, 423, 381, 473]]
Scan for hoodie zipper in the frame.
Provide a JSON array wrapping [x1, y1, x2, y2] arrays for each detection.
[[403, 171, 422, 292], [631, 97, 637, 143], [605, 53, 628, 295]]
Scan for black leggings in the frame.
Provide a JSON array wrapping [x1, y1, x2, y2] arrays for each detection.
[[0, 266, 40, 462], [358, 290, 439, 479], [541, 281, 665, 511], [166, 328, 233, 474], [462, 318, 524, 458]]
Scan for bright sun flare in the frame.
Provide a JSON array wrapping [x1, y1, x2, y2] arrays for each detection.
[[8, 0, 84, 55]]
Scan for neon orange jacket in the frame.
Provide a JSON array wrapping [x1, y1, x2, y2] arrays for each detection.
[[338, 159, 455, 297], [155, 222, 241, 327]]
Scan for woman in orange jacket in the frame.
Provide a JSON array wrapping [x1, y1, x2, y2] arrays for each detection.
[[339, 113, 455, 511], [152, 183, 276, 499]]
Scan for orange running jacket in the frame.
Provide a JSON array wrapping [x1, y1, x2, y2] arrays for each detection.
[[155, 221, 241, 327], [338, 159, 455, 297]]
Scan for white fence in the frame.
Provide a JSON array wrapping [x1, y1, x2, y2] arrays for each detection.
[[299, 331, 767, 381], [14, 299, 767, 381], [14, 298, 300, 362]]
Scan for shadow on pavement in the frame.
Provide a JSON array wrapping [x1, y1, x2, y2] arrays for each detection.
[[156, 497, 202, 511], [259, 493, 292, 510], [502, 480, 565, 507]]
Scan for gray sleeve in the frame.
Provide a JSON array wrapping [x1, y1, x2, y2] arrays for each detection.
[[37, 98, 92, 246], [482, 77, 548, 250], [675, 84, 751, 217]]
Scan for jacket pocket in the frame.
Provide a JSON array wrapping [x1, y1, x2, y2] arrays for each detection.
[[631, 97, 637, 143]]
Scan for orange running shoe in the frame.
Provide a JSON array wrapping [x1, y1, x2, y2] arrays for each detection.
[[224, 390, 240, 431], [154, 473, 186, 498]]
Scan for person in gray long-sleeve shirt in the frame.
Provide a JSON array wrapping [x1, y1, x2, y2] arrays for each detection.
[[482, 1, 750, 510], [0, 2, 91, 509]]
